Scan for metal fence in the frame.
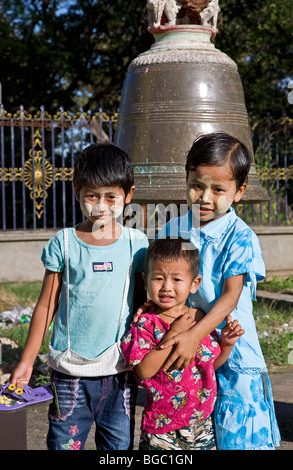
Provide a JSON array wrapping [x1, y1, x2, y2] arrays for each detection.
[[236, 114, 293, 225], [0, 105, 293, 230], [0, 105, 116, 230]]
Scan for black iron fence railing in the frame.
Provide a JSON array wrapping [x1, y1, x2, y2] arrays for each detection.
[[0, 106, 116, 230], [0, 105, 292, 230], [236, 114, 293, 225]]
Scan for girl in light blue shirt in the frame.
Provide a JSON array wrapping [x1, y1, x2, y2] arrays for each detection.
[[158, 132, 280, 450]]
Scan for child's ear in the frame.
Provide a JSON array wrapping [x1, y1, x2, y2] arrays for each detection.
[[190, 275, 201, 294], [234, 182, 247, 203], [125, 185, 135, 205]]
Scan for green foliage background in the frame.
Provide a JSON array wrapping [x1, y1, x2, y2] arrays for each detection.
[[0, 0, 292, 118]]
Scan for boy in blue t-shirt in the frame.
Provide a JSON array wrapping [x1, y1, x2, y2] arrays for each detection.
[[10, 143, 148, 450]]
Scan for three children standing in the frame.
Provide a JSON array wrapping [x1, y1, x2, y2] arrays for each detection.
[[10, 132, 280, 451]]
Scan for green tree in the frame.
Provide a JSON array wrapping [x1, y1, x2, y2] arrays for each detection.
[[0, 0, 152, 114], [0, 0, 292, 118], [216, 0, 293, 118]]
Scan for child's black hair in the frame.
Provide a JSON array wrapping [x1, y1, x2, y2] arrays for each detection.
[[185, 132, 252, 189], [144, 237, 200, 280], [73, 143, 134, 196]]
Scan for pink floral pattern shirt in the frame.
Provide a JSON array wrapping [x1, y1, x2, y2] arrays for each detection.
[[122, 310, 221, 434]]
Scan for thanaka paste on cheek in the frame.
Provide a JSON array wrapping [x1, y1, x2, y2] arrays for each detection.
[[110, 204, 123, 219], [216, 194, 231, 214], [80, 198, 124, 221], [80, 201, 93, 218], [186, 187, 196, 207]]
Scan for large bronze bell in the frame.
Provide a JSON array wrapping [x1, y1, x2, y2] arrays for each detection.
[[115, 1, 268, 203]]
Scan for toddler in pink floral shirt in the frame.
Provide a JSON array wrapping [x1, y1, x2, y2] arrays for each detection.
[[122, 237, 244, 450]]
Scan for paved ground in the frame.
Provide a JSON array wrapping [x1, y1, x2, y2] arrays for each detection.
[[21, 369, 292, 451], [267, 371, 293, 450]]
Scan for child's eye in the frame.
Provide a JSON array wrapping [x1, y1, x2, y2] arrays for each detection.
[[214, 187, 225, 193], [174, 278, 183, 282], [106, 194, 123, 202]]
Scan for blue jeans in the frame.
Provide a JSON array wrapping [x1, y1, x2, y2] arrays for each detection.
[[47, 370, 138, 450]]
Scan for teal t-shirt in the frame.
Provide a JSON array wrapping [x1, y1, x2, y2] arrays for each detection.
[[42, 226, 148, 360]]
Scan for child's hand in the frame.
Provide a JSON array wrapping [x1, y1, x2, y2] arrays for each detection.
[[159, 328, 199, 370], [10, 362, 33, 387], [170, 311, 196, 334], [132, 300, 155, 324], [221, 315, 245, 348]]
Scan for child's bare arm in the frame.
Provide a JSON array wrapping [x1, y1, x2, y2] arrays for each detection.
[[10, 270, 62, 386], [158, 274, 246, 371]]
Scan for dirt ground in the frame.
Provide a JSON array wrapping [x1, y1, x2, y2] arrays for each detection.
[[19, 369, 291, 451], [0, 370, 291, 451]]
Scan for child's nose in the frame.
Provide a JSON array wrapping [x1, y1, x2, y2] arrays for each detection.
[[162, 278, 172, 290], [99, 200, 108, 210], [201, 188, 212, 203], [92, 199, 108, 215]]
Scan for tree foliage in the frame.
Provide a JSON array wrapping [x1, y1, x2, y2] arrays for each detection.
[[216, 0, 293, 118], [0, 0, 152, 113], [0, 0, 292, 118]]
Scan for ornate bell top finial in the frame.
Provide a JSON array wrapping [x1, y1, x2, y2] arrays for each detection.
[[146, 0, 220, 33]]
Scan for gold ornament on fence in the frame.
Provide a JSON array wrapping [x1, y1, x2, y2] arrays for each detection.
[[0, 107, 117, 219], [24, 130, 53, 218], [0, 127, 73, 219]]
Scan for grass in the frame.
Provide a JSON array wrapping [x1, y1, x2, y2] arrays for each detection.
[[0, 280, 42, 312], [255, 277, 293, 370], [258, 276, 293, 295], [0, 280, 293, 372], [0, 280, 49, 356], [253, 299, 293, 371]]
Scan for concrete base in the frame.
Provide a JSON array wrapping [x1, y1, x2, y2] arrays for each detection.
[[253, 225, 293, 278], [0, 226, 292, 281], [0, 229, 54, 282], [0, 408, 27, 450]]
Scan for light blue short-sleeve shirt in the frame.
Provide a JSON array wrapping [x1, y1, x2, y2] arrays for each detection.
[[42, 226, 148, 360]]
